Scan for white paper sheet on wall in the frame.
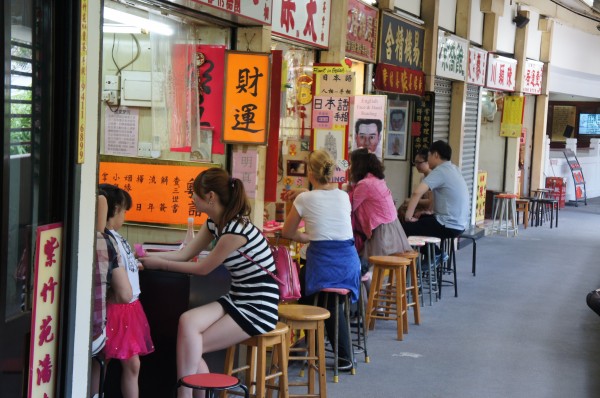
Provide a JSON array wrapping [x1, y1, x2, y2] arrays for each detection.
[[231, 148, 258, 199], [104, 106, 139, 156]]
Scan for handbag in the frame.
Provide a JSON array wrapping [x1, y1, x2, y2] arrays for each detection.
[[239, 244, 301, 302]]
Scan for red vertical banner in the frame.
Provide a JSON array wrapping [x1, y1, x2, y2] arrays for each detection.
[[265, 50, 282, 202], [198, 45, 226, 154], [171, 45, 195, 152]]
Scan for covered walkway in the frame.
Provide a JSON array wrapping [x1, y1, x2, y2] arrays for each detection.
[[325, 198, 600, 398]]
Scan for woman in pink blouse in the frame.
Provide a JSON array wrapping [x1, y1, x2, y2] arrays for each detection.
[[348, 148, 412, 277]]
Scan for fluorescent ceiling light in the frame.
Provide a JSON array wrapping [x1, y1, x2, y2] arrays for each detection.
[[103, 24, 144, 34], [103, 7, 174, 36]]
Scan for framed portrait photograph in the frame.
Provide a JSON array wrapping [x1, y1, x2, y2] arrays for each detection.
[[287, 160, 307, 176], [385, 106, 409, 160]]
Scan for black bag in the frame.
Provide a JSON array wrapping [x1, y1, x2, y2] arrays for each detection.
[[586, 289, 600, 317]]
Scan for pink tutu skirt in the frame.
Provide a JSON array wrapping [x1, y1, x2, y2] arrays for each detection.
[[105, 299, 154, 360]]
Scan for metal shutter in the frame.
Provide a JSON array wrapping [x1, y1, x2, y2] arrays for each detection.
[[462, 84, 481, 226], [433, 78, 452, 143]]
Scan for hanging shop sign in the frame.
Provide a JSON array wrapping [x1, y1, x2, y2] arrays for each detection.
[[198, 45, 226, 155], [28, 223, 63, 398], [486, 53, 517, 92], [346, 0, 378, 63], [222, 51, 271, 144], [99, 159, 215, 225], [467, 46, 488, 86], [272, 0, 331, 49], [374, 63, 424, 96], [183, 0, 272, 25], [500, 95, 525, 138], [313, 64, 355, 96], [436, 30, 468, 82], [522, 59, 544, 95], [312, 64, 354, 182], [411, 91, 435, 156], [378, 11, 424, 71]]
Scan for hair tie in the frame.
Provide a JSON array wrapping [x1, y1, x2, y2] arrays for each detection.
[[230, 177, 235, 188]]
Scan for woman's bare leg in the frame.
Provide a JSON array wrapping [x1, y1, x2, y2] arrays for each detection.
[[176, 302, 249, 398]]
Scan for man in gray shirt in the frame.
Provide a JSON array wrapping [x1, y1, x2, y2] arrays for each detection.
[[403, 140, 468, 239]]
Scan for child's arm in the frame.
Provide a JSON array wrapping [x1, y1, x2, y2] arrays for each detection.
[[108, 266, 133, 303], [142, 222, 213, 262], [140, 227, 247, 276]]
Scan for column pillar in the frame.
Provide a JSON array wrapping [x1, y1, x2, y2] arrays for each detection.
[[235, 26, 271, 228], [531, 17, 554, 192], [421, 0, 440, 92]]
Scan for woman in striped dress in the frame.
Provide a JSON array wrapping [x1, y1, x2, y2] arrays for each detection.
[[140, 168, 278, 398]]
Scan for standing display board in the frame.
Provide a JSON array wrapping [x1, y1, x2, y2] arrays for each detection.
[[562, 149, 587, 206]]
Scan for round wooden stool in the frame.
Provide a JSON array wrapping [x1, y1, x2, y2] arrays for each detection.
[[393, 251, 421, 325], [224, 322, 289, 398], [177, 373, 248, 398], [278, 304, 330, 397], [366, 255, 411, 340], [314, 288, 355, 382]]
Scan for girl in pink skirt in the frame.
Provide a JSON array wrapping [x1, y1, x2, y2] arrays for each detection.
[[100, 184, 154, 398]]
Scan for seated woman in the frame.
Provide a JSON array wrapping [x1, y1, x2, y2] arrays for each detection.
[[282, 149, 361, 371], [398, 148, 434, 220], [347, 148, 412, 280], [139, 168, 278, 398]]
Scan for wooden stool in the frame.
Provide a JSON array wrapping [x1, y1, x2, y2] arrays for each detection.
[[314, 288, 355, 382], [366, 256, 410, 340], [491, 193, 518, 237], [278, 304, 330, 398], [178, 373, 249, 398], [515, 199, 529, 229], [224, 322, 289, 398], [393, 251, 421, 325]]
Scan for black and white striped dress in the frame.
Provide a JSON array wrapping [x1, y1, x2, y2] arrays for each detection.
[[207, 218, 279, 336]]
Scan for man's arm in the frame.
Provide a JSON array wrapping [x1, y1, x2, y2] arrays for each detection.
[[405, 182, 430, 222]]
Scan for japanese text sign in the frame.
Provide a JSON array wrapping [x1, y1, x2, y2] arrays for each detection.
[[313, 64, 355, 96], [500, 95, 525, 138], [28, 223, 63, 398], [231, 148, 258, 199], [467, 46, 488, 86], [99, 160, 213, 225], [374, 63, 424, 95], [486, 53, 517, 92], [272, 0, 331, 49], [346, 0, 378, 63], [188, 0, 272, 25], [412, 91, 435, 156], [522, 59, 544, 95], [436, 30, 468, 82], [222, 52, 271, 144], [378, 12, 424, 71], [312, 96, 350, 129]]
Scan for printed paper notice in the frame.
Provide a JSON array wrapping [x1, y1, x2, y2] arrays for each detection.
[[231, 148, 258, 199], [104, 106, 139, 156]]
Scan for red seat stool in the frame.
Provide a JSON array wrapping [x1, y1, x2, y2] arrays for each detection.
[[314, 287, 355, 382], [177, 373, 249, 398]]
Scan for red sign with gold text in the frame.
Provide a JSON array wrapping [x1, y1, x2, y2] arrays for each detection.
[[198, 45, 226, 154], [346, 0, 378, 63], [28, 223, 63, 398], [222, 52, 271, 144], [99, 161, 212, 225], [374, 64, 424, 96]]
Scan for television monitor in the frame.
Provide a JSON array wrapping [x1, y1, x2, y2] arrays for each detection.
[[578, 113, 600, 135]]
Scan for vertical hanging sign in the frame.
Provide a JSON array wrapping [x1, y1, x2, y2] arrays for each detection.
[[467, 46, 488, 86], [500, 96, 525, 138], [222, 52, 271, 144], [522, 59, 544, 95], [28, 223, 63, 398], [77, 0, 88, 163]]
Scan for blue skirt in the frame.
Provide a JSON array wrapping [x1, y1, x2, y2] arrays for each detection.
[[305, 239, 361, 302]]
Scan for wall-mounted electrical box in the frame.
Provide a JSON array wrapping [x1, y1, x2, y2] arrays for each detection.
[[120, 71, 152, 107]]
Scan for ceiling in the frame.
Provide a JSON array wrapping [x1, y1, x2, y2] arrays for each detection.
[[551, 0, 600, 22]]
